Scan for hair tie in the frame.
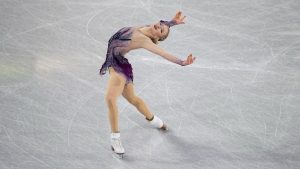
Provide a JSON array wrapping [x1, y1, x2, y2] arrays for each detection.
[[160, 20, 177, 28]]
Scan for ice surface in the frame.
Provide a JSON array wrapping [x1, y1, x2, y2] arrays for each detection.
[[0, 0, 299, 169]]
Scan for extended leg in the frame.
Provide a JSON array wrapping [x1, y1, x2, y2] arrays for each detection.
[[122, 83, 154, 119], [122, 83, 167, 130]]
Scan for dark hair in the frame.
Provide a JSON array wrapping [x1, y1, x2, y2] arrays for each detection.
[[150, 37, 158, 44]]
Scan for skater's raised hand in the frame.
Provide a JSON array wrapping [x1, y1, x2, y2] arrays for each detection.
[[172, 11, 186, 25], [182, 54, 196, 66]]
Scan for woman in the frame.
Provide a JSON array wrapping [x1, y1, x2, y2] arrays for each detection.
[[99, 11, 196, 157]]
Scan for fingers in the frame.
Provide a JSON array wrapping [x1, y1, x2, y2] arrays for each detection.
[[176, 11, 184, 19], [180, 15, 186, 24], [186, 54, 196, 65], [173, 11, 180, 20], [173, 11, 186, 24], [190, 56, 194, 64], [187, 54, 192, 64], [177, 11, 185, 18]]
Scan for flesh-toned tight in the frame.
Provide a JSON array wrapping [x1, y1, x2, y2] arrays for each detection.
[[105, 67, 154, 133]]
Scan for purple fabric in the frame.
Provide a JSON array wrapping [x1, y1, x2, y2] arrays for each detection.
[[99, 27, 134, 84], [100, 21, 178, 83], [160, 20, 177, 27]]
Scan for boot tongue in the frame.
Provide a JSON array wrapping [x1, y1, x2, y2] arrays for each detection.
[[111, 132, 120, 139]]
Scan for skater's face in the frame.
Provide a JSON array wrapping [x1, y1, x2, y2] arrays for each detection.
[[151, 21, 170, 41]]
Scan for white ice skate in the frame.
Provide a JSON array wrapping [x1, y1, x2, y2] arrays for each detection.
[[148, 115, 168, 130], [110, 132, 125, 158]]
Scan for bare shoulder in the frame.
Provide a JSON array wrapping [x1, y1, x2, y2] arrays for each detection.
[[130, 27, 152, 48]]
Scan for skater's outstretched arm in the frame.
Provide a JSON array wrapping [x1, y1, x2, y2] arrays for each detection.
[[146, 11, 195, 66], [141, 38, 196, 66], [158, 11, 186, 30]]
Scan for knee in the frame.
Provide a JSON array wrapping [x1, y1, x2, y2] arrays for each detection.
[[105, 94, 117, 105]]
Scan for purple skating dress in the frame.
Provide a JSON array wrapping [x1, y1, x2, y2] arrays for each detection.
[[99, 27, 134, 84], [99, 20, 178, 84]]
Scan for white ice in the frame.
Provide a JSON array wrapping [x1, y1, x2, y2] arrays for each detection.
[[0, 0, 299, 169]]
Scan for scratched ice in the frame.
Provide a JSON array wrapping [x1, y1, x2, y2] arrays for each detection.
[[0, 0, 299, 169]]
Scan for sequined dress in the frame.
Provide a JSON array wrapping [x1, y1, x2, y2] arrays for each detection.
[[99, 27, 134, 84]]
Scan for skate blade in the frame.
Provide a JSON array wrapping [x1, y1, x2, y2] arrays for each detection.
[[112, 153, 124, 159], [160, 124, 168, 131], [111, 146, 125, 158]]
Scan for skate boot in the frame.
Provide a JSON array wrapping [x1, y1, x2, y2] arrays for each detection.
[[110, 132, 125, 158], [147, 115, 168, 130]]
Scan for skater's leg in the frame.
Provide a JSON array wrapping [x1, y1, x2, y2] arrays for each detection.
[[121, 77, 167, 130], [122, 83, 154, 120], [105, 67, 126, 133], [105, 67, 126, 157]]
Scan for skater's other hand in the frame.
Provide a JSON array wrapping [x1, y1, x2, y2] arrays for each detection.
[[172, 11, 186, 25], [182, 54, 196, 66]]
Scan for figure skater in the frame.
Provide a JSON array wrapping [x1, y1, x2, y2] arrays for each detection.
[[99, 11, 196, 157]]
